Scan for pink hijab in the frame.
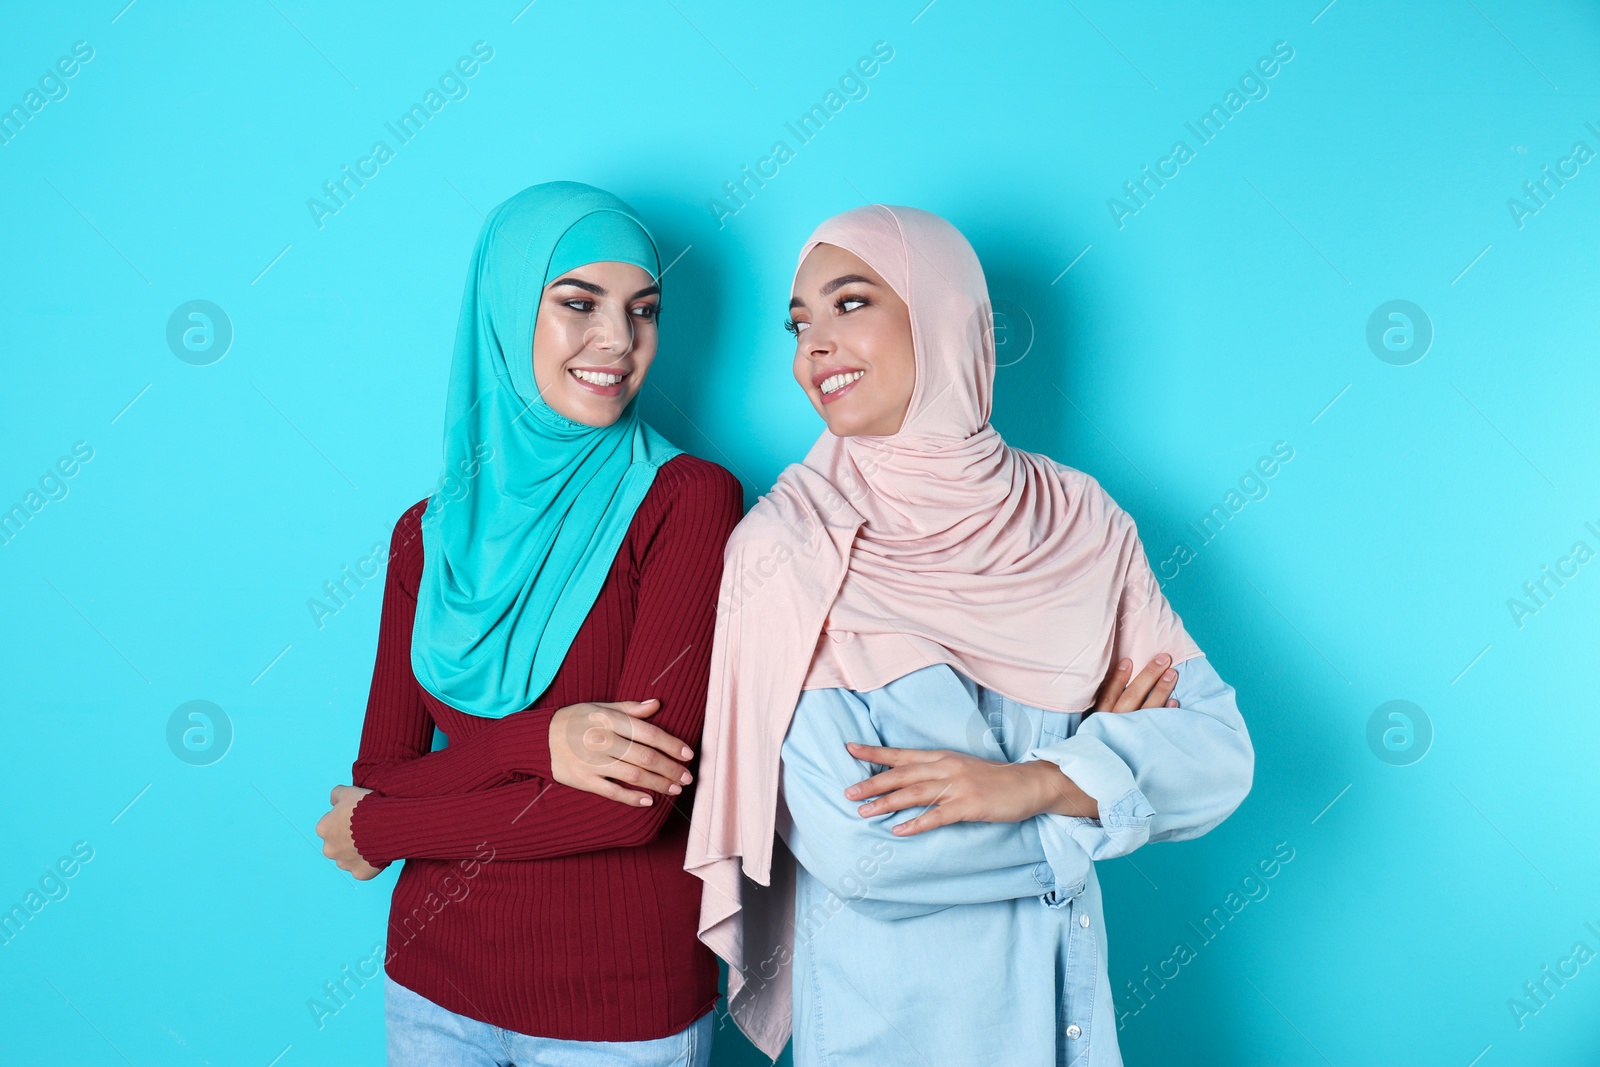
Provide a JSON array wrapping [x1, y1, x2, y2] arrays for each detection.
[[684, 204, 1200, 1059]]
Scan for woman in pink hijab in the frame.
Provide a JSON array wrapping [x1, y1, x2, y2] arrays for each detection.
[[686, 204, 1254, 1065]]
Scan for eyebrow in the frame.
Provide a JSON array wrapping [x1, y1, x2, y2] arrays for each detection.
[[547, 277, 661, 300], [789, 273, 877, 309]]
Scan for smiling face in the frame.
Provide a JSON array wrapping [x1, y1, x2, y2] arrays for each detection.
[[786, 243, 916, 437], [532, 260, 661, 427]]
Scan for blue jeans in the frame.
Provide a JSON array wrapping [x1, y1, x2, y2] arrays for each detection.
[[385, 977, 714, 1067]]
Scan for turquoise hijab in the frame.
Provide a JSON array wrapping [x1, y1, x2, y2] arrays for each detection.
[[411, 181, 683, 718]]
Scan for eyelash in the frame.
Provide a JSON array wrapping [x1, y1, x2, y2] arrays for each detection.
[[559, 298, 661, 320], [783, 294, 868, 337]]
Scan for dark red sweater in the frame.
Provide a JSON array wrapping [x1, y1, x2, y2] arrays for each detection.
[[349, 453, 743, 1042]]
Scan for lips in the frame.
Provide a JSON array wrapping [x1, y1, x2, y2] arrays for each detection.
[[569, 366, 629, 398], [814, 367, 865, 405]]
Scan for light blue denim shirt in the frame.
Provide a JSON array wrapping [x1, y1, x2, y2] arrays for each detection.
[[776, 656, 1253, 1067]]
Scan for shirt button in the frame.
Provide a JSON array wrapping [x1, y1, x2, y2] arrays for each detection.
[[1079, 913, 1090, 929], [1066, 1024, 1082, 1040]]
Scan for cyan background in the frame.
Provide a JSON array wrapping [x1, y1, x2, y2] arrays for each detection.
[[2, 1, 1597, 1064]]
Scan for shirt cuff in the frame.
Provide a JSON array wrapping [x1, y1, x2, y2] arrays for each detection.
[[1026, 734, 1155, 860], [1032, 814, 1090, 909]]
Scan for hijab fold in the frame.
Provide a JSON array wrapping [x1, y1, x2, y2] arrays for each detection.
[[411, 181, 682, 720], [684, 204, 1200, 1058]]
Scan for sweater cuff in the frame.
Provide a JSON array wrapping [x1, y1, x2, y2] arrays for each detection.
[[507, 705, 561, 782], [349, 793, 399, 868]]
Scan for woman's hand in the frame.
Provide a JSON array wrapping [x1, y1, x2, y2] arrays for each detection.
[[841, 653, 1183, 835], [315, 785, 385, 880], [843, 745, 1096, 833], [548, 699, 695, 807]]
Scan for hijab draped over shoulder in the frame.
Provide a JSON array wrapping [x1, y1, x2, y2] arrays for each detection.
[[684, 204, 1199, 1058]]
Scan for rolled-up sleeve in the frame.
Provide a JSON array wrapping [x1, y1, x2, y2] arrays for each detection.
[[780, 683, 1089, 921], [1025, 655, 1253, 860]]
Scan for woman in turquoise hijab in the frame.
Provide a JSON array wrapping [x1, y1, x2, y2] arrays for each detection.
[[314, 181, 743, 1066]]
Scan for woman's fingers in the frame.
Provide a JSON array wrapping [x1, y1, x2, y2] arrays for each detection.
[[594, 701, 693, 761], [1112, 655, 1173, 713], [566, 705, 692, 793], [844, 759, 942, 801], [857, 780, 952, 817], [611, 698, 660, 717], [1142, 665, 1179, 709], [890, 802, 957, 836], [611, 719, 692, 789], [558, 759, 653, 806], [585, 729, 689, 793], [616, 745, 692, 790], [594, 777, 656, 807], [1091, 659, 1133, 713], [604, 759, 683, 796], [844, 741, 941, 767], [1085, 654, 1183, 716], [844, 766, 912, 801], [617, 715, 694, 762]]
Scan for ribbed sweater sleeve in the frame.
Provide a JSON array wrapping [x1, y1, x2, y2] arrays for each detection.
[[350, 501, 559, 800], [349, 459, 744, 866]]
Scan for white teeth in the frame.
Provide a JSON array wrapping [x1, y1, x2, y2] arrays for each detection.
[[572, 369, 624, 386], [820, 370, 864, 395]]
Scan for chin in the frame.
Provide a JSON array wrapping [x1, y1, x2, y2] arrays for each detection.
[[822, 415, 868, 437], [813, 398, 867, 437], [556, 391, 630, 428]]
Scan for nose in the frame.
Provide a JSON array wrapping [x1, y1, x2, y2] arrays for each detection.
[[802, 317, 835, 360], [583, 302, 634, 362]]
